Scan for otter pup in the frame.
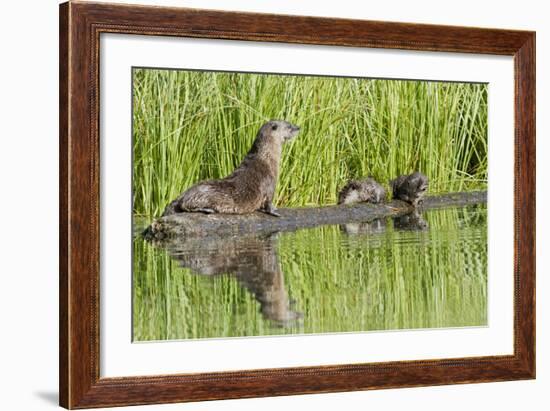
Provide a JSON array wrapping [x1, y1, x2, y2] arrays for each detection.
[[337, 177, 386, 205], [162, 120, 300, 217], [390, 172, 429, 207]]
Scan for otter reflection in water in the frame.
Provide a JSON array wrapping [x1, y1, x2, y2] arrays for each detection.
[[392, 210, 428, 231], [339, 211, 427, 236], [160, 233, 302, 328], [340, 218, 387, 236]]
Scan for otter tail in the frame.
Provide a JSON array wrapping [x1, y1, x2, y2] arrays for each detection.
[[161, 182, 220, 217]]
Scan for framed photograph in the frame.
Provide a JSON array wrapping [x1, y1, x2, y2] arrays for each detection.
[[59, 1, 535, 408]]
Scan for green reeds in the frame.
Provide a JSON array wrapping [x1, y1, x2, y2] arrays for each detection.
[[132, 69, 487, 217]]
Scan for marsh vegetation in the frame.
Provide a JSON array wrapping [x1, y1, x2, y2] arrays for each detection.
[[132, 68, 488, 341], [132, 69, 487, 217]]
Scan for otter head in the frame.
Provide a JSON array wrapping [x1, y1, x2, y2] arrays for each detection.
[[405, 172, 428, 206], [410, 172, 428, 196], [262, 120, 300, 144]]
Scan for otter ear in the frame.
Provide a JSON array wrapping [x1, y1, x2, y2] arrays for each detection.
[[271, 124, 278, 130]]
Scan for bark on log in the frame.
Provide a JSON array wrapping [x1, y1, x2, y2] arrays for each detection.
[[143, 191, 487, 241]]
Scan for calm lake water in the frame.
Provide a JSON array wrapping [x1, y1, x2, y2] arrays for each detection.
[[133, 205, 487, 342]]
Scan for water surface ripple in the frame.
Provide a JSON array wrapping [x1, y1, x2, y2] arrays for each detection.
[[133, 205, 487, 341]]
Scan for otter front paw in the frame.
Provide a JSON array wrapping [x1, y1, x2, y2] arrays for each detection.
[[412, 198, 424, 208], [261, 204, 281, 217]]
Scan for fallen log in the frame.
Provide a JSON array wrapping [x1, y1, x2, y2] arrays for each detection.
[[143, 191, 487, 241]]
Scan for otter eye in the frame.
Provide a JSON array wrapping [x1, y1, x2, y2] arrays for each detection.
[[272, 124, 278, 130]]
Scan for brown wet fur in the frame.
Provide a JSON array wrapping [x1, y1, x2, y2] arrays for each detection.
[[390, 172, 429, 207], [162, 120, 300, 217], [337, 177, 386, 205]]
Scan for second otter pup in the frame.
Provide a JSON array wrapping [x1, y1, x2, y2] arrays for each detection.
[[162, 120, 300, 217], [337, 177, 386, 205], [390, 172, 429, 207]]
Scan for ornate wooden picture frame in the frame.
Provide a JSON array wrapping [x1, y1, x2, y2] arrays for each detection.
[[59, 1, 535, 408]]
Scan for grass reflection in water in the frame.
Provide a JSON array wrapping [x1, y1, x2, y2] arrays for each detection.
[[133, 205, 487, 341]]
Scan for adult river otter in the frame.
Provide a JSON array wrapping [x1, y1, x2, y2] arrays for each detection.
[[162, 120, 300, 217]]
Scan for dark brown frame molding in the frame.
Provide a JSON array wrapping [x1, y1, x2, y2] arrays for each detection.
[[59, 1, 536, 408]]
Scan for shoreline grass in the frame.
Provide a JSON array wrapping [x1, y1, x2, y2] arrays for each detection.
[[133, 69, 487, 217]]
